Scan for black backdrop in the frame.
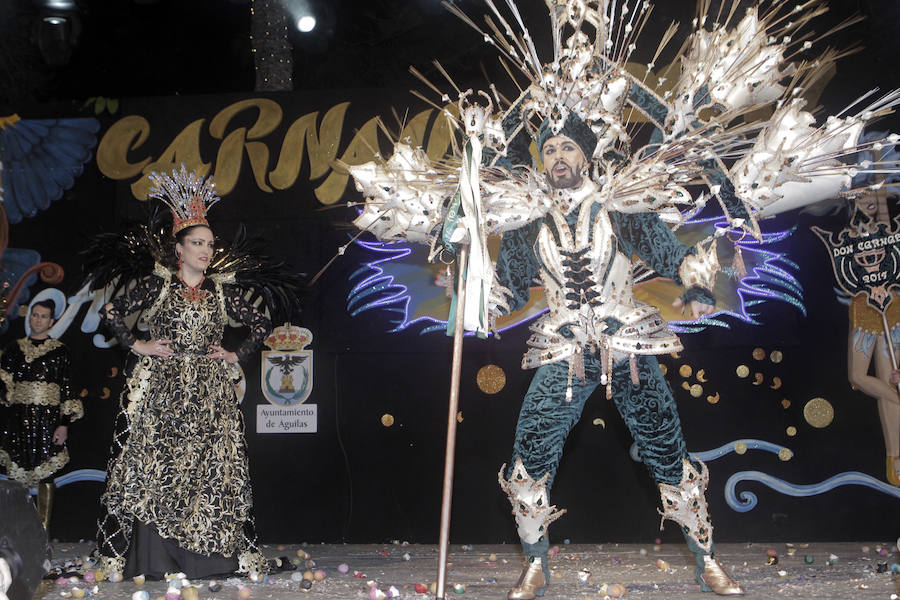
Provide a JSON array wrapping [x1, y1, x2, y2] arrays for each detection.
[[5, 3, 900, 544]]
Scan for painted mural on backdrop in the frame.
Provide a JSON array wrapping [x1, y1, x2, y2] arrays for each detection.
[[0, 114, 107, 492], [0, 115, 100, 223], [258, 322, 316, 434], [811, 145, 900, 489], [0, 115, 100, 334]]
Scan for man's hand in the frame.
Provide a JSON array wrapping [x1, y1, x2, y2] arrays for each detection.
[[52, 425, 67, 446], [672, 297, 715, 320]]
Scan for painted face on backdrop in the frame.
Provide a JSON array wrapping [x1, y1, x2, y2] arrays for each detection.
[[176, 226, 215, 273], [849, 188, 898, 236], [857, 192, 882, 219], [541, 134, 587, 189], [29, 304, 55, 337]]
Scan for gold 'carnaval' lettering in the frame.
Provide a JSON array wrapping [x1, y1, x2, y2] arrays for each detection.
[[316, 116, 380, 205], [209, 98, 283, 195], [96, 97, 457, 206], [426, 107, 456, 159], [131, 119, 209, 200], [313, 107, 457, 205], [96, 115, 152, 179], [269, 103, 349, 189], [402, 109, 432, 150]]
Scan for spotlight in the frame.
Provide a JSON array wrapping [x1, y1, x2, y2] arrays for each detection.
[[32, 0, 82, 66], [284, 0, 334, 51], [297, 15, 316, 32]]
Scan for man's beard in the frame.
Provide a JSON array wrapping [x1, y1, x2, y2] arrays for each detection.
[[546, 161, 584, 189]]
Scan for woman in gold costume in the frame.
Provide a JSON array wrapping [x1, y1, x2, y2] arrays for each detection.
[[845, 190, 900, 487], [90, 166, 290, 578], [808, 134, 900, 487]]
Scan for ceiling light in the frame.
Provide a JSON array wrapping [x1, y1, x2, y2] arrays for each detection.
[[297, 15, 316, 32]]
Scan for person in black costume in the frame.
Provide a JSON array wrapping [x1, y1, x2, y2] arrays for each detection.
[[0, 299, 83, 531]]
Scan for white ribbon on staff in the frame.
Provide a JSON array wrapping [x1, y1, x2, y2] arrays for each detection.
[[448, 135, 493, 337]]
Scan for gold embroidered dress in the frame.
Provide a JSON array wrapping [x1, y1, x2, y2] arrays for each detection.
[[0, 337, 83, 486], [95, 264, 270, 576]]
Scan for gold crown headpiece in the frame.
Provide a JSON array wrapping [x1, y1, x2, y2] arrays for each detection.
[[148, 164, 221, 234]]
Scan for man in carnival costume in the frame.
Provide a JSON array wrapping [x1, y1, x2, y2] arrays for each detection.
[[0, 299, 83, 532], [345, 0, 900, 597], [491, 110, 732, 597]]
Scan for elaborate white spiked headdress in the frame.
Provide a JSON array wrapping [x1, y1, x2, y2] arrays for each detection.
[[147, 164, 221, 234]]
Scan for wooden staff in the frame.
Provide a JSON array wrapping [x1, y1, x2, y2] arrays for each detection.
[[869, 158, 900, 393], [881, 310, 900, 394], [435, 243, 468, 600]]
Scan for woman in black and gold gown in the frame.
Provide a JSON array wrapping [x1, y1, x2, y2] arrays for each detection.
[[92, 168, 283, 579]]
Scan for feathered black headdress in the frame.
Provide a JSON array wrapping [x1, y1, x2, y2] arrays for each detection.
[[80, 208, 169, 296], [212, 224, 304, 323], [80, 211, 304, 323]]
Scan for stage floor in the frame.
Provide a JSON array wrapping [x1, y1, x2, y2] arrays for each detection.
[[38, 541, 900, 599]]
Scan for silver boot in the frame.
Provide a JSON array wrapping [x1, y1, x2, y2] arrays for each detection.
[[499, 459, 565, 600], [659, 459, 743, 595]]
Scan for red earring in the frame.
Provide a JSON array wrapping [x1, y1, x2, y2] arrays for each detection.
[[176, 251, 183, 269]]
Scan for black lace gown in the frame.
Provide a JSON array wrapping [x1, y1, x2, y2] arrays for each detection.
[[94, 265, 271, 579]]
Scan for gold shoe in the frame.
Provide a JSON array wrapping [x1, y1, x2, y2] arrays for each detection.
[[507, 557, 547, 600], [699, 555, 744, 595], [887, 456, 900, 487]]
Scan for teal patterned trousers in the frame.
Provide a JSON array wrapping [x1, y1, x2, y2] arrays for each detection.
[[509, 352, 687, 488]]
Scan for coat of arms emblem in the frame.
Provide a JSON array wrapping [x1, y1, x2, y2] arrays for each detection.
[[261, 323, 313, 405]]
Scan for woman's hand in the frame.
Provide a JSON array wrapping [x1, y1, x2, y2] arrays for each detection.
[[132, 339, 174, 357], [208, 344, 238, 364]]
